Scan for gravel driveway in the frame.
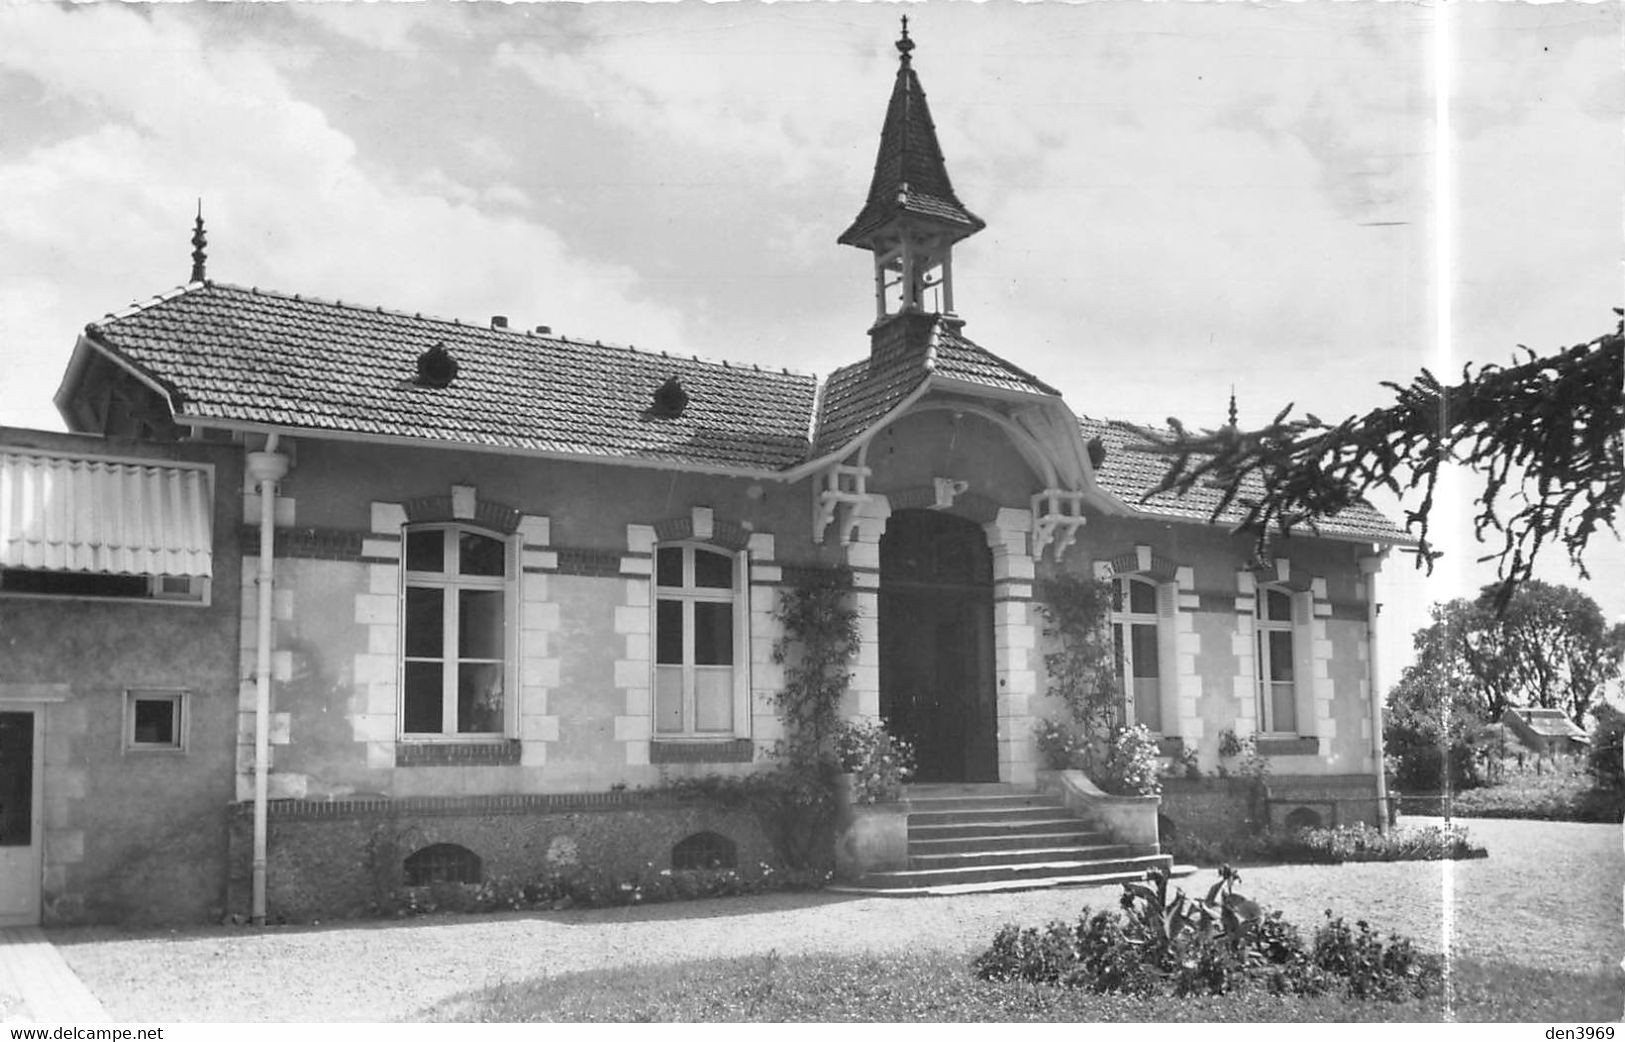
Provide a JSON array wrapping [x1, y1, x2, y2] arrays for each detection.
[[47, 816, 1621, 1021]]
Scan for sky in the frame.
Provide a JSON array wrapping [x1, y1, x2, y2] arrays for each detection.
[[0, 0, 1620, 691]]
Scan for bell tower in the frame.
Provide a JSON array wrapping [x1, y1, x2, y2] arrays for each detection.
[[839, 19, 984, 350]]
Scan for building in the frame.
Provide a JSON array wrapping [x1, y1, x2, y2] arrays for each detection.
[[1, 26, 1408, 924]]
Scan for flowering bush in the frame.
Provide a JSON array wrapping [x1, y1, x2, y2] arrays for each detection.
[[834, 720, 916, 803], [1034, 718, 1089, 770], [387, 860, 830, 917], [1101, 724, 1162, 797]]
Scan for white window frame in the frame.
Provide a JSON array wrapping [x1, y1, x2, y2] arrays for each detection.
[[399, 524, 518, 741], [1111, 575, 1166, 734], [1255, 584, 1299, 734], [652, 542, 750, 739], [124, 688, 187, 752]]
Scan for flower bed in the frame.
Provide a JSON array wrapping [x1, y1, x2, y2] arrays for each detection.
[[388, 861, 828, 916]]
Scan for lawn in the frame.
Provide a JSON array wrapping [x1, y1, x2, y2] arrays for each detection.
[[422, 948, 1620, 1022]]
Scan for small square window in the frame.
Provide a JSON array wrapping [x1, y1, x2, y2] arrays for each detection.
[[126, 690, 186, 751]]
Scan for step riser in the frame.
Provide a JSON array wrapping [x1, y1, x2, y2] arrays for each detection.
[[911, 846, 1136, 870], [908, 832, 1106, 855], [861, 856, 1172, 890], [910, 820, 1090, 841], [904, 796, 1068, 813], [909, 808, 1073, 826]]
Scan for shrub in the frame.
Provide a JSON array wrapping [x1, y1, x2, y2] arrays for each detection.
[[1101, 724, 1162, 797], [1167, 822, 1485, 867], [1589, 704, 1625, 792], [833, 720, 916, 803], [1033, 718, 1087, 771], [972, 868, 1443, 1002]]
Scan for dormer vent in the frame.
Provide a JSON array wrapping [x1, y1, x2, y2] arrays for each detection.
[[415, 342, 458, 388], [490, 315, 508, 329], [652, 375, 689, 417], [1087, 436, 1108, 469]]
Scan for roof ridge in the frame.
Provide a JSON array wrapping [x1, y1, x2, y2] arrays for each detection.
[[940, 324, 1061, 397], [99, 280, 822, 382]]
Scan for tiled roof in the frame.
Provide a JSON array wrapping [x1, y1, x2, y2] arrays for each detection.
[[1507, 708, 1588, 740], [812, 317, 1058, 457], [1079, 415, 1412, 544], [84, 283, 817, 472], [838, 56, 983, 247]]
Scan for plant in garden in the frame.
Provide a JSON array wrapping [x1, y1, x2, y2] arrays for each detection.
[[1102, 724, 1162, 796], [1033, 717, 1088, 770], [770, 567, 862, 766], [1035, 573, 1123, 780], [833, 720, 916, 803], [973, 867, 1443, 1001]]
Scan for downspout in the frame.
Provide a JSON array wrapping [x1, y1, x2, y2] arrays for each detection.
[[246, 439, 289, 926], [1360, 548, 1392, 833]]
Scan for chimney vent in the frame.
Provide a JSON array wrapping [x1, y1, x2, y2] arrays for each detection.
[[491, 315, 508, 329]]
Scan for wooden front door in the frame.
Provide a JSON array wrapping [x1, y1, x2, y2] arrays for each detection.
[[0, 709, 42, 926], [879, 510, 998, 783]]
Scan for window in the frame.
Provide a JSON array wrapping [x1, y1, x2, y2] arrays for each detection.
[[1112, 576, 1162, 733], [1255, 586, 1297, 733], [125, 689, 186, 751], [654, 544, 746, 736], [0, 569, 206, 603], [401, 526, 512, 738]]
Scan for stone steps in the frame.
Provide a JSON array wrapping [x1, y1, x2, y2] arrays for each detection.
[[836, 783, 1177, 896]]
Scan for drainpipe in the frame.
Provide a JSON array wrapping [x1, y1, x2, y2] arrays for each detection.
[[1360, 548, 1392, 833], [246, 439, 289, 926]]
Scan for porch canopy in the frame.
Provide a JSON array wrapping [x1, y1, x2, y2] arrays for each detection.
[[0, 449, 213, 577]]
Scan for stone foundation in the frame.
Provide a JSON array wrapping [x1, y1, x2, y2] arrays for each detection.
[[226, 793, 775, 921]]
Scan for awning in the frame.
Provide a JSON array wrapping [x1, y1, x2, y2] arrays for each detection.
[[0, 449, 213, 577]]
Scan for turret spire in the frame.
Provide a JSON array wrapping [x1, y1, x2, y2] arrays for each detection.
[[841, 21, 983, 336], [190, 201, 208, 284]]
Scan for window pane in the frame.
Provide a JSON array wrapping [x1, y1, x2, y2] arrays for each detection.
[[459, 532, 506, 577], [133, 699, 176, 745], [1267, 589, 1293, 621], [1133, 677, 1161, 733], [693, 549, 732, 589], [656, 600, 683, 664], [695, 668, 733, 732], [457, 663, 504, 734], [406, 530, 444, 573], [693, 602, 734, 665], [0, 712, 31, 847], [655, 665, 684, 733], [656, 547, 683, 588], [459, 589, 504, 660], [1129, 579, 1157, 615], [404, 587, 444, 657], [1130, 623, 1159, 679], [1271, 682, 1297, 732], [1268, 630, 1295, 682], [403, 662, 443, 733]]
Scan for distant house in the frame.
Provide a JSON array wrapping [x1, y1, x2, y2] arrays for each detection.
[[1, 26, 1413, 925], [1500, 708, 1590, 759]]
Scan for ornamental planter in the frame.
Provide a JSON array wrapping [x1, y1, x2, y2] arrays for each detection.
[[1037, 768, 1162, 855], [832, 773, 911, 882]]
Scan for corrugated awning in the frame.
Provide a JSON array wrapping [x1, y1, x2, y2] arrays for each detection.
[[0, 449, 213, 577]]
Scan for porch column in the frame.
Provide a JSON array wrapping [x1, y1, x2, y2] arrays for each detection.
[[842, 496, 891, 720], [985, 507, 1038, 786]]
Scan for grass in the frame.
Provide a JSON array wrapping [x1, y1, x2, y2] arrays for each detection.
[[1400, 767, 1623, 823], [421, 948, 1620, 1022]]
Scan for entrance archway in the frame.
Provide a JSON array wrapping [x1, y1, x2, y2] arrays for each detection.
[[878, 509, 998, 783]]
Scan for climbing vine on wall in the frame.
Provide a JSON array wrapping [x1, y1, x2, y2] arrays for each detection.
[[770, 566, 862, 767], [1035, 573, 1139, 789]]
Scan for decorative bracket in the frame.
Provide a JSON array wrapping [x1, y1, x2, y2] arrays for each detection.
[[930, 476, 969, 510], [1031, 488, 1088, 560], [813, 463, 873, 545]]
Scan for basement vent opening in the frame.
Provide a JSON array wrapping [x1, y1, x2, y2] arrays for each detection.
[[671, 831, 736, 871], [1284, 807, 1324, 831], [415, 342, 459, 388], [651, 375, 689, 418], [404, 843, 482, 885]]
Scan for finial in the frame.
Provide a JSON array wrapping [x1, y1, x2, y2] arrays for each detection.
[[190, 200, 208, 283], [1227, 385, 1238, 429], [896, 14, 914, 62]]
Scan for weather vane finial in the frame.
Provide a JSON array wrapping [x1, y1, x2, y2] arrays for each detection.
[[190, 200, 208, 284], [897, 14, 914, 62]]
